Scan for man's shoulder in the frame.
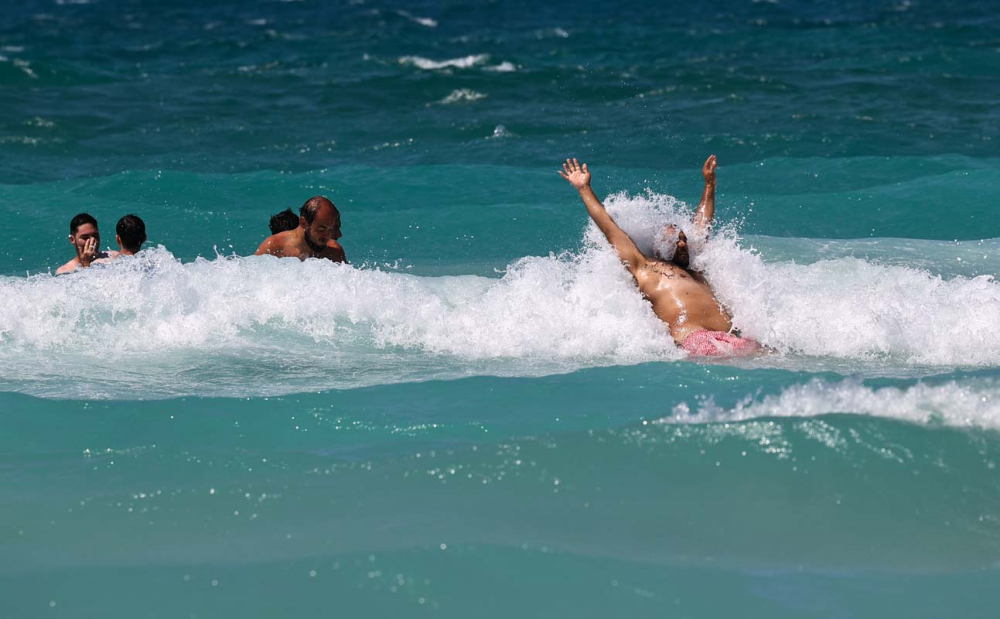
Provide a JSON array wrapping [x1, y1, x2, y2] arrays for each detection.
[[92, 251, 120, 266], [322, 241, 347, 263], [257, 232, 293, 255], [55, 258, 79, 275]]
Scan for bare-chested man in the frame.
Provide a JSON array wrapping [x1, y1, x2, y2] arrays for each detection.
[[55, 213, 119, 275], [255, 196, 347, 263], [559, 156, 760, 357]]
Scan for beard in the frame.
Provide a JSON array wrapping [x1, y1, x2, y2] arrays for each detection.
[[672, 246, 690, 269], [303, 228, 327, 253]]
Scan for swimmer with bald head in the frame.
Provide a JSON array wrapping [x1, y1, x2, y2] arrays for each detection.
[[255, 196, 347, 263], [560, 155, 761, 357]]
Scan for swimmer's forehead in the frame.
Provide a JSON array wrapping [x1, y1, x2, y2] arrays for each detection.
[[73, 223, 99, 236], [312, 211, 340, 227]]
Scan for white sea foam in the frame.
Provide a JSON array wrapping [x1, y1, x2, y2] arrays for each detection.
[[396, 10, 437, 28], [701, 236, 1000, 366], [399, 54, 488, 70], [662, 378, 1000, 430], [12, 59, 38, 79], [2, 190, 1000, 398], [485, 61, 517, 73], [0, 245, 676, 398], [0, 247, 671, 358], [436, 89, 487, 105], [599, 189, 1000, 366]]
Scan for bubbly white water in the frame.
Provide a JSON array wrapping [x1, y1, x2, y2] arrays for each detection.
[[399, 54, 489, 70], [663, 378, 1000, 430], [1, 190, 998, 398], [395, 10, 438, 28], [437, 89, 488, 105], [599, 190, 1000, 365], [0, 241, 676, 398], [702, 238, 1000, 366]]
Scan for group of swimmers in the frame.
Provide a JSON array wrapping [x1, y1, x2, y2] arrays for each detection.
[[56, 196, 347, 275], [56, 156, 761, 356], [56, 213, 148, 275]]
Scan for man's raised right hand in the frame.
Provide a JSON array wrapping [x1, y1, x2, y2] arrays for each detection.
[[79, 237, 98, 268]]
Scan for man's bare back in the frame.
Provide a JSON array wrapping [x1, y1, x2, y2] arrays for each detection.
[[255, 196, 347, 263], [559, 156, 748, 350]]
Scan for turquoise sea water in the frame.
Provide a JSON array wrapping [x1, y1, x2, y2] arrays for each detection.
[[2, 1, 1000, 617]]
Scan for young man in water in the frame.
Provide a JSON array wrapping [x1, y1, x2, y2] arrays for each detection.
[[255, 196, 347, 262], [94, 214, 148, 266], [55, 213, 118, 275], [559, 156, 760, 357], [114, 214, 147, 256]]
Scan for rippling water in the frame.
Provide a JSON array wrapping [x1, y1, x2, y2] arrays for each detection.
[[2, 1, 999, 617]]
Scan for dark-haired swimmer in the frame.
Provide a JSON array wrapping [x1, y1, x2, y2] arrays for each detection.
[[114, 214, 147, 256], [255, 196, 347, 262], [559, 155, 760, 357], [56, 213, 119, 275], [95, 214, 147, 265], [269, 208, 300, 235]]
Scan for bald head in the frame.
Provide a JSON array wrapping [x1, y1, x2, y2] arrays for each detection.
[[298, 195, 342, 248], [299, 196, 339, 225]]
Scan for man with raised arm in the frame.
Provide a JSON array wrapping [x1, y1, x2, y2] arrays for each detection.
[[255, 196, 347, 263], [559, 156, 760, 357]]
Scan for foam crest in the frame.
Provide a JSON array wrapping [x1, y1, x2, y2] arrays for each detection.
[[662, 378, 1000, 430], [699, 236, 1000, 365], [591, 189, 1000, 366], [0, 247, 671, 357], [395, 10, 438, 28], [436, 89, 487, 105], [399, 54, 488, 70], [599, 190, 709, 259], [485, 61, 516, 73], [0, 246, 676, 398], [4, 189, 1000, 398]]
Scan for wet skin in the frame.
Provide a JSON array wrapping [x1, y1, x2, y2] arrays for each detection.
[[559, 156, 732, 344], [55, 223, 117, 275], [255, 203, 347, 263], [633, 257, 733, 343]]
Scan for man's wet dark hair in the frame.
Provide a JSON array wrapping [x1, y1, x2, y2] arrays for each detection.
[[269, 208, 300, 235], [70, 213, 98, 235], [116, 214, 147, 253], [299, 196, 339, 225]]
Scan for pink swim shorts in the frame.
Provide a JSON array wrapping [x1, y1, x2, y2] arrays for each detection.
[[680, 330, 762, 357]]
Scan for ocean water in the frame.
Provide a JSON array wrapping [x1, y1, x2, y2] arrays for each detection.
[[2, 0, 1000, 617]]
